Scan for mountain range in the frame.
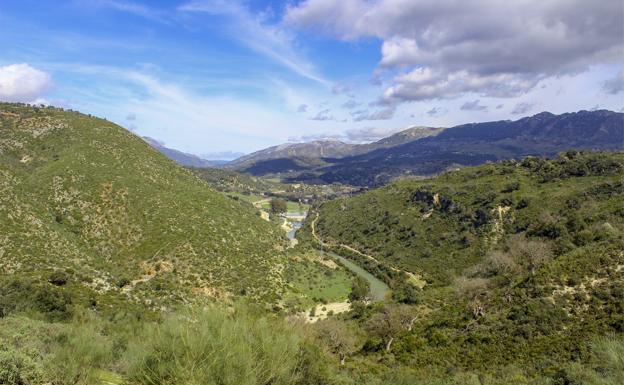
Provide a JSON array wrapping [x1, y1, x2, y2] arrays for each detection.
[[224, 110, 623, 186]]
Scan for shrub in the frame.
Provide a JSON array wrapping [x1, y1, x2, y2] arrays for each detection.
[[48, 270, 69, 286], [125, 303, 334, 385], [0, 351, 42, 385]]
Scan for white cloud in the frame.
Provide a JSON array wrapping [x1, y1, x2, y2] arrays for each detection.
[[0, 64, 52, 103], [179, 0, 330, 86], [426, 107, 446, 117], [285, 0, 624, 102], [342, 99, 361, 109], [511, 102, 534, 115], [94, 0, 170, 23], [344, 126, 400, 142]]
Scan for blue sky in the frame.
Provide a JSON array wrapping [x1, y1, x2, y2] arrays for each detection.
[[0, 0, 622, 158]]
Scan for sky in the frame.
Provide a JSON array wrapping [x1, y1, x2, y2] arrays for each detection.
[[0, 0, 622, 159]]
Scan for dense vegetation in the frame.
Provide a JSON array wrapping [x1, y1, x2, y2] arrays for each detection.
[[299, 151, 624, 382], [312, 151, 623, 285], [0, 103, 289, 308], [189, 166, 283, 194]]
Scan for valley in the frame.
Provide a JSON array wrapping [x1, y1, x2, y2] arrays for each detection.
[[3, 2, 623, 384], [1, 103, 623, 385]]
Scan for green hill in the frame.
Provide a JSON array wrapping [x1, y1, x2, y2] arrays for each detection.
[[0, 103, 287, 309], [310, 151, 624, 286], [298, 151, 624, 382]]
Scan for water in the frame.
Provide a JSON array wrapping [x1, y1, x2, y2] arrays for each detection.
[[288, 212, 390, 302], [325, 251, 390, 302]]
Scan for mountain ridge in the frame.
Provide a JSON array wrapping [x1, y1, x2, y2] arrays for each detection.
[[297, 109, 624, 186]]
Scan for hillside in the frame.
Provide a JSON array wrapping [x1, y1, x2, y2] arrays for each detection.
[[310, 151, 624, 284], [188, 166, 282, 194], [1, 104, 622, 384], [296, 151, 624, 381], [0, 103, 288, 309], [304, 110, 624, 186]]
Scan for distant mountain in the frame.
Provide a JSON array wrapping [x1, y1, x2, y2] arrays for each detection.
[[226, 140, 357, 170], [228, 127, 443, 175], [307, 110, 623, 186], [358, 126, 444, 151], [143, 136, 228, 167]]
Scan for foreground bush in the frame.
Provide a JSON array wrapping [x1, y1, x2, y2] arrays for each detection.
[[124, 304, 336, 385]]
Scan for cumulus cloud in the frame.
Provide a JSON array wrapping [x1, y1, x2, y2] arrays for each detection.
[[511, 102, 534, 115], [0, 64, 52, 103], [460, 99, 488, 112], [351, 106, 395, 121], [310, 109, 334, 121], [297, 104, 308, 113], [287, 133, 343, 142], [602, 70, 624, 94], [285, 0, 624, 102], [289, 127, 401, 143]]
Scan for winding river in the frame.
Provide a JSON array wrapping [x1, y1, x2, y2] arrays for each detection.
[[287, 214, 390, 302]]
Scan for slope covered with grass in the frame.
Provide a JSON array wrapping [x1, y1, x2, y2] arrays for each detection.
[[0, 103, 287, 308]]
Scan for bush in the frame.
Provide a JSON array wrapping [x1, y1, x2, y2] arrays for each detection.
[[125, 303, 335, 385], [0, 351, 42, 385], [270, 198, 288, 214], [48, 270, 69, 286]]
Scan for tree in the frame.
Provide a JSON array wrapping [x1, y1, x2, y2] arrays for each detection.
[[509, 235, 553, 275], [393, 282, 421, 304], [349, 277, 370, 302], [365, 305, 416, 352], [269, 198, 287, 215], [314, 319, 360, 365]]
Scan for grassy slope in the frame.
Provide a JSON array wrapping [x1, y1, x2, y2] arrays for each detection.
[[0, 104, 287, 307]]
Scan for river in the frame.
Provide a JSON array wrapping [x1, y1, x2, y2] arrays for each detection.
[[286, 213, 390, 302]]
